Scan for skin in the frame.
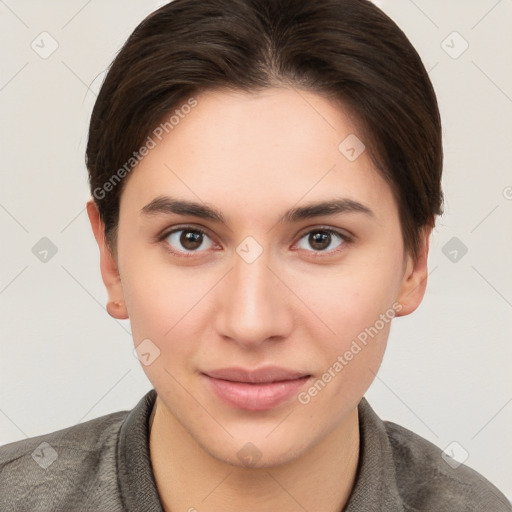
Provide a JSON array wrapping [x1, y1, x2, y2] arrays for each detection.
[[87, 87, 431, 512]]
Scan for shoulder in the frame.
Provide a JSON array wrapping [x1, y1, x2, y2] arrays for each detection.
[[383, 420, 512, 511], [0, 410, 128, 511]]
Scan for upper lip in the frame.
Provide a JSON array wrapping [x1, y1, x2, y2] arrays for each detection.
[[203, 366, 310, 384]]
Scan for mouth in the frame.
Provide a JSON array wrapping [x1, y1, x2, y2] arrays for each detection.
[[202, 366, 312, 411]]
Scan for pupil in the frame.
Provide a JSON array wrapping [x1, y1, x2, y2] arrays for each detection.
[[181, 231, 202, 250], [310, 231, 330, 250]]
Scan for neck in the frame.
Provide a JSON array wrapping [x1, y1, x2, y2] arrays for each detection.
[[149, 396, 360, 512]]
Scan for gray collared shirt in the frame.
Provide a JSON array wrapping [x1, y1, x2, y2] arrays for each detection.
[[1, 389, 510, 511]]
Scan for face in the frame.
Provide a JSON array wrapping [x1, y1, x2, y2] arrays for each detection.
[[88, 87, 429, 467]]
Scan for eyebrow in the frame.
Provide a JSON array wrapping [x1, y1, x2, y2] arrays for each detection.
[[140, 195, 375, 224]]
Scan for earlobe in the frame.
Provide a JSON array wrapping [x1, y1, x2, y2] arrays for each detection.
[[395, 227, 432, 317], [86, 199, 129, 320], [106, 300, 128, 320]]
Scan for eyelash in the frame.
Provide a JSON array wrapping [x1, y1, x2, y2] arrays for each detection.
[[157, 225, 353, 258]]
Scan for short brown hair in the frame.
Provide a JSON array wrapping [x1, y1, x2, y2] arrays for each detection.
[[86, 0, 443, 261]]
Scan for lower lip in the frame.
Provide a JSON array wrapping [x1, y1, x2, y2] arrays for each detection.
[[204, 375, 311, 411]]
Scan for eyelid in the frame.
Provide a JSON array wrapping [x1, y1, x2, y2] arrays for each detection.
[[295, 225, 354, 242], [156, 224, 220, 259], [291, 226, 353, 255], [158, 223, 216, 242]]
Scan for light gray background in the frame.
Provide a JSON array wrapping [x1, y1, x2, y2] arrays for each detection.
[[1, 0, 511, 501]]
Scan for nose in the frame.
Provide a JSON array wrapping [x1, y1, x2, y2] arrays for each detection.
[[214, 250, 294, 349]]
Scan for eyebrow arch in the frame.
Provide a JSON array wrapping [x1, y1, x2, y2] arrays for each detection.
[[140, 195, 375, 224]]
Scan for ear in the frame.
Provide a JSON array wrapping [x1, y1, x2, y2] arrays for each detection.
[[395, 227, 432, 317], [86, 199, 129, 320]]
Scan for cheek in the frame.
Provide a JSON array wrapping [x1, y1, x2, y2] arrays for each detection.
[[126, 273, 196, 339], [295, 279, 396, 416], [117, 232, 201, 339], [121, 257, 217, 372], [124, 273, 200, 389], [293, 258, 402, 346], [289, 252, 402, 400]]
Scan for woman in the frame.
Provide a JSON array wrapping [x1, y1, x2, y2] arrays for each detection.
[[1, 0, 510, 510]]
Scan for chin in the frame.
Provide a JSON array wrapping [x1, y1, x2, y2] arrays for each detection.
[[197, 429, 313, 470]]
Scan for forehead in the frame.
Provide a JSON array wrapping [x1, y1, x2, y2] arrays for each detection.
[[120, 87, 396, 224]]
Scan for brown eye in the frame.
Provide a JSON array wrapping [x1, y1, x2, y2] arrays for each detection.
[[165, 228, 214, 253], [182, 230, 203, 250], [309, 231, 331, 251], [296, 229, 346, 253]]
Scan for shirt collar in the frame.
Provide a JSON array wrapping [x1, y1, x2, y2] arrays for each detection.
[[117, 388, 163, 512], [344, 397, 405, 511], [117, 389, 404, 511]]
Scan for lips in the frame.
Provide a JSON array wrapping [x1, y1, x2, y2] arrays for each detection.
[[202, 366, 311, 411], [204, 366, 309, 383]]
